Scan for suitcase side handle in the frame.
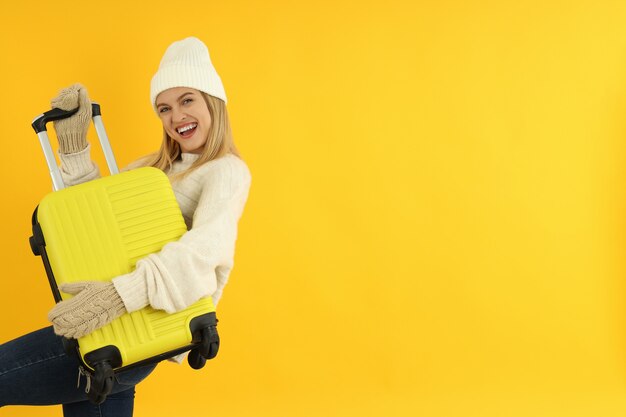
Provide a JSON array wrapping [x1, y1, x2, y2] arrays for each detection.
[[32, 103, 119, 191]]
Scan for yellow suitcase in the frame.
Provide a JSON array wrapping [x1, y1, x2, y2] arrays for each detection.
[[29, 104, 219, 404]]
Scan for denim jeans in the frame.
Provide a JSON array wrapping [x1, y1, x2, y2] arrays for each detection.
[[0, 326, 157, 416]]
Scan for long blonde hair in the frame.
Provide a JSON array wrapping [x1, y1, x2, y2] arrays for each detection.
[[142, 92, 239, 179]]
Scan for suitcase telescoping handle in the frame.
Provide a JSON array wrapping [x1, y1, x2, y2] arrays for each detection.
[[31, 103, 120, 191]]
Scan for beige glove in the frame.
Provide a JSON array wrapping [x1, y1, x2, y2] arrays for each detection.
[[50, 83, 92, 154], [48, 281, 127, 339]]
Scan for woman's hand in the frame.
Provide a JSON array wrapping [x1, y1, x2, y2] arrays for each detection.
[[48, 281, 127, 339], [50, 83, 92, 154]]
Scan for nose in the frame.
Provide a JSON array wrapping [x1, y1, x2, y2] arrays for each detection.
[[172, 106, 187, 122]]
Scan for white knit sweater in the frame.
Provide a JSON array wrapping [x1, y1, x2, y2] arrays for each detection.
[[58, 146, 251, 314]]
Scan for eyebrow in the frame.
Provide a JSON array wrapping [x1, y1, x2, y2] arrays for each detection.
[[156, 92, 195, 108]]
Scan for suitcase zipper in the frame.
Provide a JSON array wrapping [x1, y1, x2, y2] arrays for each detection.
[[77, 366, 92, 393]]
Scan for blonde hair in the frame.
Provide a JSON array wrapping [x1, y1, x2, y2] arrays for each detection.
[[142, 92, 239, 180]]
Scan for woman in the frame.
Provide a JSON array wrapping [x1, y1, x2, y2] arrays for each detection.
[[0, 37, 251, 416]]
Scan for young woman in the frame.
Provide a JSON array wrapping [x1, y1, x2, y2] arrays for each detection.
[[0, 37, 251, 416]]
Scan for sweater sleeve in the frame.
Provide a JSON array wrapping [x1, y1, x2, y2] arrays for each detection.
[[112, 157, 251, 313], [57, 144, 101, 186]]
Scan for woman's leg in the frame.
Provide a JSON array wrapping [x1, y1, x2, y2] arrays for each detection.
[[62, 386, 136, 417], [0, 326, 80, 405], [63, 357, 156, 417], [0, 326, 156, 416]]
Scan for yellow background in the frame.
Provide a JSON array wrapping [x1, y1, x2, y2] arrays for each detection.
[[2, 0, 626, 416]]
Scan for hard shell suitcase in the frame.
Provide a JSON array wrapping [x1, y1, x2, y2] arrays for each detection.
[[29, 104, 219, 404]]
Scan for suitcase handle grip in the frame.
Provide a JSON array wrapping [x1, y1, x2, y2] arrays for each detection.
[[31, 103, 101, 133], [32, 102, 118, 191], [31, 107, 79, 133]]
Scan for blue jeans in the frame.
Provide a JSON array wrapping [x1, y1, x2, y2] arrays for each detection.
[[0, 326, 156, 416]]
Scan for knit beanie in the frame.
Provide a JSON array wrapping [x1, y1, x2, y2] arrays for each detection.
[[150, 37, 227, 111]]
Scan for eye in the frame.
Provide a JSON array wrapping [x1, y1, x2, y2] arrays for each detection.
[[182, 98, 193, 105], [158, 106, 170, 113]]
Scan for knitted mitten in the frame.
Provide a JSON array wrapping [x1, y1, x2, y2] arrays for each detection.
[[50, 83, 92, 154], [48, 281, 127, 339]]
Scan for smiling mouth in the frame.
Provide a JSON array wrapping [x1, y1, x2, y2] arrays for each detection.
[[176, 123, 198, 138]]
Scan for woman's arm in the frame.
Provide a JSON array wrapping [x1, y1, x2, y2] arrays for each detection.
[[51, 84, 102, 186], [58, 145, 101, 186]]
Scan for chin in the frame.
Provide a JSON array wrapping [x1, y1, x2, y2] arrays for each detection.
[[183, 147, 202, 154]]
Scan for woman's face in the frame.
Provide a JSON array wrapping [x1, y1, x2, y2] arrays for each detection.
[[155, 87, 212, 154]]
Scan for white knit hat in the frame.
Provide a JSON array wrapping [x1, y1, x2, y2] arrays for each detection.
[[150, 37, 227, 110]]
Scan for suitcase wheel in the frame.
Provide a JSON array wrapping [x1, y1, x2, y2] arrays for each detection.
[[187, 325, 220, 369], [188, 348, 206, 370], [87, 361, 114, 405]]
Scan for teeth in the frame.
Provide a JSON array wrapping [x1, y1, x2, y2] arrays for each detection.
[[177, 123, 197, 134]]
